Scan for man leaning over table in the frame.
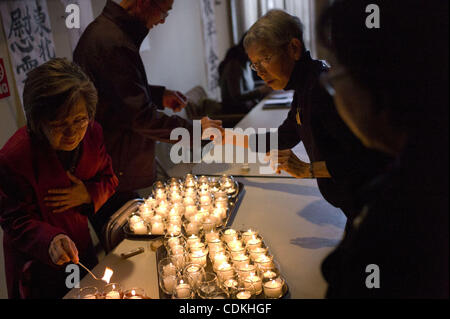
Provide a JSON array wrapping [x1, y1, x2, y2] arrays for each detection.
[[74, 0, 222, 244]]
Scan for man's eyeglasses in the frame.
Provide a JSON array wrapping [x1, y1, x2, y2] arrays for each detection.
[[250, 54, 274, 72]]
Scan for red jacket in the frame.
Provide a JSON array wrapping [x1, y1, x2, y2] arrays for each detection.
[[0, 122, 118, 298]]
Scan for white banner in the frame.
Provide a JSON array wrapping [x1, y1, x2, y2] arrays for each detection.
[[0, 0, 56, 108], [200, 0, 220, 99]]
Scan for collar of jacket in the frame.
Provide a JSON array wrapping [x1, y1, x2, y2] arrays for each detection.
[[102, 0, 149, 47], [284, 50, 314, 91]]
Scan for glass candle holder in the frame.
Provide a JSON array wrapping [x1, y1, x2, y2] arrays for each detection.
[[221, 228, 239, 243], [243, 272, 263, 295], [166, 223, 182, 236], [234, 288, 254, 300], [184, 205, 198, 219], [228, 244, 246, 258], [78, 286, 98, 299], [164, 233, 185, 253], [123, 288, 146, 299], [246, 236, 263, 250], [241, 228, 259, 244], [172, 276, 194, 299], [216, 262, 235, 282], [231, 253, 250, 269], [186, 234, 201, 248], [236, 263, 256, 280], [184, 221, 201, 236], [211, 251, 230, 271], [169, 251, 189, 271], [197, 272, 222, 299], [145, 196, 158, 209], [103, 283, 122, 299], [201, 216, 216, 233], [254, 254, 274, 270], [220, 272, 240, 294], [183, 195, 197, 207], [132, 221, 150, 235], [183, 263, 206, 290], [248, 246, 268, 261], [158, 257, 178, 277], [189, 249, 208, 267], [149, 220, 165, 235], [204, 229, 220, 242], [263, 277, 285, 299]]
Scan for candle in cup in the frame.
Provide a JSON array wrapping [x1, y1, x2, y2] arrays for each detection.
[[254, 255, 273, 269], [186, 234, 200, 247], [244, 273, 262, 295], [166, 224, 181, 236], [236, 290, 252, 299], [185, 222, 200, 236], [132, 221, 148, 235], [212, 252, 228, 269], [175, 281, 191, 298], [82, 293, 96, 299], [163, 275, 177, 294], [227, 239, 243, 251], [263, 278, 284, 298], [128, 289, 143, 299], [190, 250, 207, 267], [171, 244, 185, 255], [207, 238, 222, 251], [232, 254, 250, 268], [242, 229, 258, 243], [189, 241, 205, 252], [217, 262, 234, 281], [222, 229, 238, 242], [184, 196, 196, 206], [205, 230, 220, 242], [163, 262, 177, 276], [151, 221, 164, 235], [248, 247, 268, 261], [237, 263, 256, 279], [246, 236, 262, 250], [185, 264, 203, 286], [199, 195, 212, 205], [223, 278, 238, 290]]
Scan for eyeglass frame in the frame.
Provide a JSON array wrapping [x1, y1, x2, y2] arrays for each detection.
[[249, 54, 274, 73], [46, 116, 90, 134]]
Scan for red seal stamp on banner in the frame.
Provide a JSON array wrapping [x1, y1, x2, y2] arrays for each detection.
[[0, 58, 11, 99]]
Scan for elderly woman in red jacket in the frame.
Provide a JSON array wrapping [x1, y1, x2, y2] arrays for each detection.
[[0, 58, 118, 299]]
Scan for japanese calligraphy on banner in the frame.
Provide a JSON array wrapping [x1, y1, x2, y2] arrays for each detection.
[[200, 0, 220, 99], [0, 0, 56, 107]]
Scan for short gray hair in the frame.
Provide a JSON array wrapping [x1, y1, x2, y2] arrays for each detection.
[[244, 9, 306, 53], [23, 58, 97, 139]]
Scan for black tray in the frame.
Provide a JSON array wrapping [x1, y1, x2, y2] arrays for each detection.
[[123, 182, 245, 240]]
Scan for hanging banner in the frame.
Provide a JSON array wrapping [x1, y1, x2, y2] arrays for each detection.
[[0, 58, 11, 99], [200, 0, 220, 99], [0, 0, 56, 107]]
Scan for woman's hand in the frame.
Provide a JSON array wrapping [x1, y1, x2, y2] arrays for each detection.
[[44, 171, 92, 213], [49, 234, 79, 265], [267, 149, 313, 178]]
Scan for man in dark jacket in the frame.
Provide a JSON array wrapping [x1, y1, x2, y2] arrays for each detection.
[[73, 0, 221, 241]]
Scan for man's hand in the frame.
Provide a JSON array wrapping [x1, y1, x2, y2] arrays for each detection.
[[49, 234, 79, 265], [201, 116, 225, 142], [266, 149, 312, 178], [44, 171, 92, 213], [163, 90, 187, 112]]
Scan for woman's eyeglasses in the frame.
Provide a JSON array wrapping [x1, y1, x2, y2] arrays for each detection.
[[48, 117, 90, 133]]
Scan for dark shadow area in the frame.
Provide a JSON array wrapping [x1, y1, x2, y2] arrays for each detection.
[[296, 200, 346, 229], [290, 237, 341, 249]]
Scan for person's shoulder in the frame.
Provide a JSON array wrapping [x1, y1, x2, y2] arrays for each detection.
[[83, 121, 106, 147]]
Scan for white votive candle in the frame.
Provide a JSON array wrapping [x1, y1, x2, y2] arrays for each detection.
[[175, 282, 191, 299], [105, 290, 121, 299], [186, 234, 200, 247], [246, 236, 262, 250], [236, 291, 252, 299], [263, 279, 284, 298], [244, 273, 262, 295], [190, 250, 207, 267], [217, 263, 234, 281], [163, 276, 176, 294], [132, 221, 148, 235], [222, 229, 238, 242], [151, 221, 164, 235]]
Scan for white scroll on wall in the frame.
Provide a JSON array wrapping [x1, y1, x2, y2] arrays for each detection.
[[200, 0, 220, 100], [0, 0, 56, 109]]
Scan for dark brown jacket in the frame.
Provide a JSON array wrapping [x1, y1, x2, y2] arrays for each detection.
[[74, 1, 193, 192]]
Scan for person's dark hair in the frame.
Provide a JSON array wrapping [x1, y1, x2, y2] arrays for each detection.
[[23, 58, 97, 139], [317, 0, 448, 133], [218, 32, 249, 76]]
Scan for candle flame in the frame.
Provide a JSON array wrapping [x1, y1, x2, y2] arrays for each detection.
[[101, 267, 114, 284], [131, 290, 136, 296]]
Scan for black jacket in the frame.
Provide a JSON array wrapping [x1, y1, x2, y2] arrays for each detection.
[[252, 52, 391, 218], [74, 1, 193, 192]]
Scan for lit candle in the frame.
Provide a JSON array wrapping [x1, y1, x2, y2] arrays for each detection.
[[244, 273, 262, 295], [166, 224, 181, 236], [263, 279, 284, 298], [163, 262, 177, 276], [217, 263, 234, 281], [236, 290, 252, 299], [128, 289, 143, 299], [232, 254, 250, 268], [129, 215, 142, 226], [186, 234, 200, 247], [248, 247, 268, 261], [205, 230, 220, 242], [242, 229, 258, 244], [163, 276, 176, 294], [185, 264, 203, 286], [132, 221, 148, 235], [207, 238, 222, 251], [254, 255, 273, 269], [175, 281, 191, 299], [170, 192, 183, 203], [212, 252, 228, 269], [223, 278, 238, 290], [183, 196, 196, 206], [171, 244, 185, 255], [222, 229, 238, 242], [199, 195, 212, 205], [140, 208, 153, 223], [151, 221, 164, 235], [185, 222, 200, 236], [227, 239, 243, 251], [246, 236, 262, 250], [82, 293, 96, 299], [105, 290, 121, 299], [190, 250, 207, 267], [184, 205, 198, 217], [189, 241, 205, 252], [145, 197, 157, 209], [212, 207, 227, 221], [236, 263, 256, 279]]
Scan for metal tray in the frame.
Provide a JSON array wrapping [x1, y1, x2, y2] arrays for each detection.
[[155, 230, 290, 299], [123, 181, 245, 240]]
